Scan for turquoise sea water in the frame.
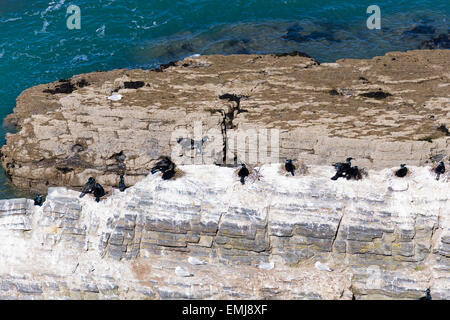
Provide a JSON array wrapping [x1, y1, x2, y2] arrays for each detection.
[[0, 0, 448, 198]]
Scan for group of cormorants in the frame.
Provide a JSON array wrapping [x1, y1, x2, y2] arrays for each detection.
[[30, 155, 442, 301], [331, 157, 362, 181], [79, 177, 106, 202], [32, 155, 446, 205], [328, 158, 446, 181], [392, 161, 446, 180], [150, 156, 176, 180]]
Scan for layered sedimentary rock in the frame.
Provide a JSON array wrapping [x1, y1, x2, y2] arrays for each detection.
[[0, 164, 448, 299], [1, 50, 449, 192]]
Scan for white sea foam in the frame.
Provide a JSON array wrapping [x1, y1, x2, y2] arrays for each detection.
[[41, 0, 66, 17], [96, 25, 106, 37]]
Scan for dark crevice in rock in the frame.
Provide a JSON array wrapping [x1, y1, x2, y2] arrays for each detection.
[[418, 136, 433, 143], [329, 89, 340, 96], [360, 91, 392, 100], [218, 94, 249, 129], [43, 78, 90, 95], [359, 77, 370, 84], [217, 94, 250, 166], [43, 79, 76, 94], [123, 81, 145, 89], [437, 124, 450, 136], [76, 79, 89, 88], [208, 94, 249, 166], [56, 166, 74, 174], [331, 210, 345, 252]]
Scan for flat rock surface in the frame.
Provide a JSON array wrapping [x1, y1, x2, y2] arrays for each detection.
[[1, 50, 449, 192]]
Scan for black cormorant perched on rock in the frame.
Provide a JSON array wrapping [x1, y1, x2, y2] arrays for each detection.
[[435, 161, 445, 180], [419, 288, 432, 300], [162, 162, 176, 180], [346, 166, 362, 180], [34, 194, 43, 206], [331, 157, 353, 180], [395, 164, 408, 178], [151, 157, 173, 174], [119, 175, 126, 192], [79, 177, 105, 202], [92, 183, 106, 202], [79, 177, 96, 198], [238, 164, 249, 185], [285, 159, 296, 176], [151, 156, 176, 180]]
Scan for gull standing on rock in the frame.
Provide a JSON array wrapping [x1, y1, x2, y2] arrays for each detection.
[[188, 257, 207, 265], [107, 93, 122, 101], [258, 262, 274, 270], [315, 261, 333, 272]]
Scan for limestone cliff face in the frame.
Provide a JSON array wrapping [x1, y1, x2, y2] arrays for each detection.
[[0, 165, 448, 299], [1, 50, 449, 192]]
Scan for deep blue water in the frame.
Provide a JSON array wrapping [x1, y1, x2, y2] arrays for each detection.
[[0, 0, 448, 198]]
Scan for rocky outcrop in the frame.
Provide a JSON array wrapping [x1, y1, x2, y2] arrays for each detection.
[[0, 164, 448, 299], [1, 50, 449, 192]]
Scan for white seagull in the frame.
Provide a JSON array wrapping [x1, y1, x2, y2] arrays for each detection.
[[315, 261, 333, 272], [188, 257, 207, 265]]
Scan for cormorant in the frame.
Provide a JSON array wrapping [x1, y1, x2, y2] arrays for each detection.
[[119, 175, 126, 192], [161, 163, 176, 180], [92, 183, 106, 202], [79, 177, 96, 198], [34, 194, 43, 206], [79, 177, 105, 202], [395, 164, 408, 178], [331, 157, 353, 180], [346, 166, 362, 180], [151, 157, 173, 174], [238, 164, 249, 185], [419, 288, 432, 300], [285, 159, 296, 176], [151, 156, 176, 180], [435, 161, 445, 180]]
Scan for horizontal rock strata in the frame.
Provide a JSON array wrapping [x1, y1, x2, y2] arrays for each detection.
[[1, 50, 449, 192], [0, 164, 448, 299]]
